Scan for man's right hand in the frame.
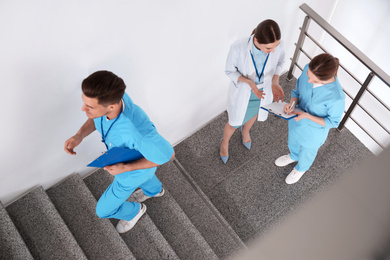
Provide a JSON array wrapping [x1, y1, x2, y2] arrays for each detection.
[[64, 134, 83, 155]]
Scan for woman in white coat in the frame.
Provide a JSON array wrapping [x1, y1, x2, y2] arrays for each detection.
[[220, 19, 285, 163]]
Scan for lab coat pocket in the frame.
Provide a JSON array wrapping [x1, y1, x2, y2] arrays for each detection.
[[228, 83, 240, 105], [263, 80, 273, 105]]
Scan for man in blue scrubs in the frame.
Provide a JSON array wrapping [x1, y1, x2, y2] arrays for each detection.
[[64, 71, 175, 233]]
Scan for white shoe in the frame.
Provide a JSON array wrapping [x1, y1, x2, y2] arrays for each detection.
[[133, 188, 165, 203], [275, 154, 296, 167], [285, 168, 306, 184], [116, 203, 147, 233]]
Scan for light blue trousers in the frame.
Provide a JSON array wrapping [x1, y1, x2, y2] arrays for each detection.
[[288, 134, 320, 172], [96, 167, 162, 221]]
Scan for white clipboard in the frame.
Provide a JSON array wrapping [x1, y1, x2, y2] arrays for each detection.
[[260, 102, 303, 120]]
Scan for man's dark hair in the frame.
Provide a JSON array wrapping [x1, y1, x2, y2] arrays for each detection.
[[82, 71, 126, 106]]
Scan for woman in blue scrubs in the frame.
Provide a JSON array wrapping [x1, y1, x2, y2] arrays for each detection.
[[275, 53, 345, 184], [221, 20, 285, 164]]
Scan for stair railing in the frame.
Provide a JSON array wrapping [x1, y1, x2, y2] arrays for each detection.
[[288, 3, 390, 150]]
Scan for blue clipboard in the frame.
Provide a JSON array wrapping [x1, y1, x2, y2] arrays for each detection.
[[260, 102, 302, 120], [87, 147, 144, 168]]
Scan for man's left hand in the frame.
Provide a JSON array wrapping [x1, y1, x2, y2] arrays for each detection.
[[104, 163, 126, 176], [272, 83, 284, 103]]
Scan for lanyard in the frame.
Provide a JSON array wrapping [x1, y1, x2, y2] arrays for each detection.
[[250, 50, 269, 83], [100, 100, 123, 149]]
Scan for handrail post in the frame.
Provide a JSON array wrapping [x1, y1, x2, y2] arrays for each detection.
[[287, 15, 311, 81], [337, 72, 375, 131]]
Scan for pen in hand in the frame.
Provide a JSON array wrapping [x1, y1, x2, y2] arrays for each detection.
[[289, 101, 296, 110], [285, 101, 295, 115]]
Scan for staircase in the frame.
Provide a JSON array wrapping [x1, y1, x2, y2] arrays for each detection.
[[0, 74, 372, 260]]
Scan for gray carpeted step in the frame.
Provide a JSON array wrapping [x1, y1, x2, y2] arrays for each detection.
[[5, 186, 87, 260], [84, 169, 179, 260], [156, 160, 246, 259], [47, 173, 135, 260], [0, 201, 34, 260], [138, 185, 219, 260]]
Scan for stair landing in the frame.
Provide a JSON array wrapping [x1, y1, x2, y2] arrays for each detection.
[[173, 74, 373, 243]]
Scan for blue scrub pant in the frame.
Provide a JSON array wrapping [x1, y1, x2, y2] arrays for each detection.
[[96, 168, 162, 221], [288, 134, 320, 172]]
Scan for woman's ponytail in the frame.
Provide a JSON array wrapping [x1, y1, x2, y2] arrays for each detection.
[[251, 28, 256, 36], [309, 53, 340, 81], [252, 19, 281, 44]]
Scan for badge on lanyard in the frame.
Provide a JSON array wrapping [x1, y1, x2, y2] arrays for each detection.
[[100, 100, 124, 150], [250, 50, 269, 84]]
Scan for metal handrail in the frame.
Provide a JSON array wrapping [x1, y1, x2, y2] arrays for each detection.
[[348, 115, 386, 150], [303, 31, 390, 112], [302, 32, 363, 86], [288, 3, 390, 150], [295, 44, 390, 135], [297, 3, 390, 87], [290, 59, 390, 146]]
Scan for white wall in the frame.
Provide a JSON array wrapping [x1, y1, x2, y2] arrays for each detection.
[[331, 0, 390, 154], [0, 0, 358, 205]]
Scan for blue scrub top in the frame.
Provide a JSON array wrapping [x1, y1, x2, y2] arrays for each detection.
[[94, 93, 174, 166], [288, 64, 346, 148]]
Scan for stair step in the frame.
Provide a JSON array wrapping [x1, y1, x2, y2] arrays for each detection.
[[114, 213, 180, 260], [156, 160, 245, 259], [84, 169, 179, 260], [47, 173, 135, 260], [0, 201, 34, 260], [139, 185, 219, 260], [5, 186, 87, 260]]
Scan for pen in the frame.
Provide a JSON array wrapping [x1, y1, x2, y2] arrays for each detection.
[[289, 101, 296, 110]]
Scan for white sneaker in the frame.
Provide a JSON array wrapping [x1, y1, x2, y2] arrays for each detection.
[[285, 168, 306, 184], [275, 154, 296, 167], [133, 188, 165, 203], [116, 203, 147, 233]]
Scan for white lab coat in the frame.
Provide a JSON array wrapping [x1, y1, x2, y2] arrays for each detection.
[[225, 35, 285, 126]]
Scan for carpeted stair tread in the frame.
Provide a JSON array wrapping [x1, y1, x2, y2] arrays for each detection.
[[0, 201, 34, 260], [138, 186, 219, 260], [47, 173, 135, 260], [5, 186, 87, 260], [84, 169, 179, 260], [156, 160, 245, 259]]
